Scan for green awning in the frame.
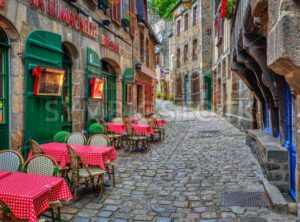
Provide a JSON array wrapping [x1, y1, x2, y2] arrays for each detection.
[[203, 70, 212, 77], [123, 68, 134, 83]]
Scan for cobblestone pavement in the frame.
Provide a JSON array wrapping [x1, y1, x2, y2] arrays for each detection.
[[62, 101, 296, 222]]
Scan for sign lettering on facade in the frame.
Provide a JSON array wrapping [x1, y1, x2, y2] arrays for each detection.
[[101, 35, 120, 54], [29, 0, 97, 39]]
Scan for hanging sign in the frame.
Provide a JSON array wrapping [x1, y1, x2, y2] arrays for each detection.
[[29, 0, 97, 39], [32, 66, 65, 96], [90, 77, 105, 99], [0, 0, 5, 9], [101, 35, 120, 54]]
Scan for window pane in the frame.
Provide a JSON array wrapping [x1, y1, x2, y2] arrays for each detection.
[[0, 75, 3, 98]]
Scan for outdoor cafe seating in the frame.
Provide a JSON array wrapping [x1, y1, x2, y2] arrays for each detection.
[[0, 113, 166, 221]]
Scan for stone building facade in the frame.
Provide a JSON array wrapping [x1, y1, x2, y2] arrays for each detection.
[[212, 2, 255, 131], [170, 0, 213, 109], [214, 0, 300, 212], [0, 0, 157, 152], [149, 13, 172, 98]]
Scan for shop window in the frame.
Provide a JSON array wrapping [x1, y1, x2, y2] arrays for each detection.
[[129, 0, 135, 36], [192, 39, 197, 60], [127, 84, 133, 104], [263, 103, 272, 135], [184, 44, 188, 62], [146, 39, 149, 67], [176, 48, 181, 68], [112, 2, 121, 24], [140, 33, 144, 63], [177, 20, 181, 36], [193, 6, 197, 26], [0, 29, 7, 124], [184, 13, 189, 31]]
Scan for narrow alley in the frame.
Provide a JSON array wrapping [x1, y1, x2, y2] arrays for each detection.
[[63, 101, 296, 222]]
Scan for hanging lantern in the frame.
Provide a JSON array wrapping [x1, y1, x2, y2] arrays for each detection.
[[182, 0, 191, 9]]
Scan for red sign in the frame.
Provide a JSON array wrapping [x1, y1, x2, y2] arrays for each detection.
[[29, 0, 97, 39], [0, 0, 5, 9], [90, 77, 104, 99], [101, 35, 120, 54]]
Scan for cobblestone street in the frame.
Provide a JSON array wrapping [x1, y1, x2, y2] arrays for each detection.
[[62, 101, 296, 222]]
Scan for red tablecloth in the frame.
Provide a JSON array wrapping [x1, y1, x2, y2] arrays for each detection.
[[37, 143, 117, 169], [0, 172, 72, 222], [106, 122, 126, 134], [0, 170, 11, 179], [131, 117, 139, 124], [131, 124, 154, 135], [156, 118, 166, 127]]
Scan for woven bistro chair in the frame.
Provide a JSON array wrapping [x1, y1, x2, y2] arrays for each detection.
[[147, 117, 164, 142], [138, 118, 149, 125], [0, 150, 24, 172], [23, 154, 61, 222], [87, 135, 116, 187], [0, 199, 27, 222], [66, 145, 106, 197], [29, 139, 44, 156], [66, 132, 86, 145], [125, 123, 149, 152], [122, 116, 131, 124], [100, 120, 123, 148], [111, 117, 123, 123]]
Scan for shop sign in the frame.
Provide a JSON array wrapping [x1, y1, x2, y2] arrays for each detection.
[[0, 0, 5, 9], [90, 77, 104, 99], [101, 34, 120, 54], [29, 0, 97, 39]]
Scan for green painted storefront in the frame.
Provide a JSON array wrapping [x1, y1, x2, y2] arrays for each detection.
[[86, 48, 117, 122], [23, 30, 72, 154], [122, 68, 134, 116], [0, 28, 9, 149], [203, 71, 212, 110]]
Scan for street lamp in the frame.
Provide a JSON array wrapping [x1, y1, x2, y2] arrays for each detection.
[[182, 0, 192, 9]]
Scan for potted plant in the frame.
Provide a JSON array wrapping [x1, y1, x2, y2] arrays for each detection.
[[98, 0, 112, 11], [88, 123, 104, 136], [121, 18, 131, 28], [53, 131, 70, 143]]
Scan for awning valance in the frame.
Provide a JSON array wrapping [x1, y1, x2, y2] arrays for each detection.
[[123, 68, 134, 83]]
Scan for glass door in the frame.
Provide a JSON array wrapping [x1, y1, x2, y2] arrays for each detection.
[[0, 44, 8, 149]]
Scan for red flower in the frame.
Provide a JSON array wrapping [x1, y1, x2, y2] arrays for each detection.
[[221, 0, 227, 19]]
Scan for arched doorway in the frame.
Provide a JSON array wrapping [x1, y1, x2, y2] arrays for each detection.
[[191, 72, 200, 105], [61, 44, 73, 132], [0, 28, 9, 149], [101, 59, 117, 121], [184, 75, 189, 106], [175, 77, 182, 104]]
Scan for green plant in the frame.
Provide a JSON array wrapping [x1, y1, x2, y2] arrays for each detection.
[[168, 94, 174, 101], [156, 92, 162, 99], [163, 94, 168, 100], [53, 131, 70, 143], [226, 0, 236, 19], [88, 123, 104, 135]]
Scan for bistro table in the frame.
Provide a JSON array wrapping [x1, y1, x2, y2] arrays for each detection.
[[131, 124, 155, 135], [131, 117, 139, 124], [37, 143, 117, 169], [106, 122, 126, 134], [0, 170, 11, 179], [0, 172, 72, 222], [156, 118, 166, 127]]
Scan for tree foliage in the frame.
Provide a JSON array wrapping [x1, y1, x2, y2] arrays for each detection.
[[148, 0, 179, 20]]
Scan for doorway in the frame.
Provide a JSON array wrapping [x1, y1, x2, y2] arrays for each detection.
[[0, 28, 9, 149], [61, 44, 72, 132], [285, 84, 296, 201], [184, 75, 189, 106], [137, 84, 143, 114], [102, 60, 117, 121], [204, 75, 212, 110]]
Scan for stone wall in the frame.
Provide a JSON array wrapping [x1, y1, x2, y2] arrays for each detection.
[[246, 130, 290, 192], [2, 0, 137, 149]]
